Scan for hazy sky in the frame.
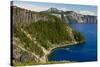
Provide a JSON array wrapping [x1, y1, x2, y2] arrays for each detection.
[[13, 1, 97, 16]]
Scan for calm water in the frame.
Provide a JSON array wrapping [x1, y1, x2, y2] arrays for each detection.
[[48, 24, 97, 62]]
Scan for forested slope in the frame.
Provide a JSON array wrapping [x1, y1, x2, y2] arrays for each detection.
[[12, 6, 84, 65]]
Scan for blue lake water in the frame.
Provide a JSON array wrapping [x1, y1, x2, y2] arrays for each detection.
[[48, 24, 97, 62]]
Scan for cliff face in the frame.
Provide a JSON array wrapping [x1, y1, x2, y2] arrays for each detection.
[[62, 11, 97, 23], [64, 11, 84, 23], [44, 8, 97, 23], [12, 6, 84, 65], [65, 11, 97, 23], [12, 6, 55, 26], [82, 15, 97, 23]]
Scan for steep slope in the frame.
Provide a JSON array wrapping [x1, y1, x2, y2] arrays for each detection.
[[42, 8, 97, 23], [64, 11, 97, 23], [12, 6, 55, 26], [12, 6, 84, 65]]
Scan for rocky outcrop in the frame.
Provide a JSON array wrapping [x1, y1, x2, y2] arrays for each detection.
[[12, 6, 55, 26], [43, 8, 97, 23], [82, 15, 97, 23], [43, 8, 63, 13], [65, 11, 97, 23], [62, 11, 97, 23], [64, 11, 84, 23]]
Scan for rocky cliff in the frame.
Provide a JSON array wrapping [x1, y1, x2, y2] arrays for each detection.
[[43, 8, 97, 23], [12, 6, 55, 26], [82, 15, 97, 23], [64, 11, 97, 23]]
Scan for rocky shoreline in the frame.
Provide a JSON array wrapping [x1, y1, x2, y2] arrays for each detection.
[[39, 41, 78, 64]]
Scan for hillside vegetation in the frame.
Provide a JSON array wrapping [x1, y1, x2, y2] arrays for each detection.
[[12, 6, 84, 66]]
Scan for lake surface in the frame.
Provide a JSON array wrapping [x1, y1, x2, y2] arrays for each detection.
[[48, 24, 97, 62]]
